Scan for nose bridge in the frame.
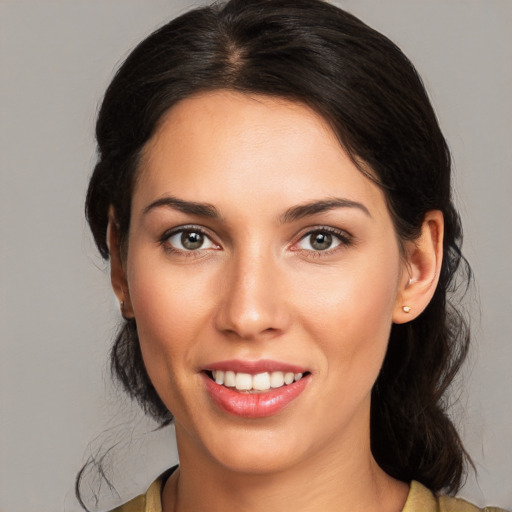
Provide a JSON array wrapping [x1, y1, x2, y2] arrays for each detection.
[[215, 241, 286, 340]]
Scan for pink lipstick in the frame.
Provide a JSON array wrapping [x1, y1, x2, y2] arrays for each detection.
[[201, 359, 310, 418]]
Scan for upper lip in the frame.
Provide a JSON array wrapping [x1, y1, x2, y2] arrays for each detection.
[[202, 359, 308, 374]]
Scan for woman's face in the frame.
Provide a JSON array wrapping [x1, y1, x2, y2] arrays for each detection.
[[121, 90, 408, 473]]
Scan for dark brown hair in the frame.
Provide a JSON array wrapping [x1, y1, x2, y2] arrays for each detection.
[[80, 0, 473, 506]]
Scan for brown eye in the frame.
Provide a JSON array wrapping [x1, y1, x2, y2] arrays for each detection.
[[295, 228, 350, 253], [181, 231, 204, 250], [309, 232, 332, 251], [165, 228, 217, 251]]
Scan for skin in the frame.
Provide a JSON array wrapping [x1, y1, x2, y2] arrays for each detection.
[[109, 90, 444, 512]]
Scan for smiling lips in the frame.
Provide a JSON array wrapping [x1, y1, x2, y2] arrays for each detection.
[[202, 360, 310, 418]]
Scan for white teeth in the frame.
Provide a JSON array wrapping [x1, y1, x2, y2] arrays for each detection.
[[270, 371, 285, 388], [252, 372, 271, 391], [235, 372, 253, 391], [211, 370, 306, 391], [224, 370, 236, 387], [235, 373, 252, 391], [284, 372, 294, 385]]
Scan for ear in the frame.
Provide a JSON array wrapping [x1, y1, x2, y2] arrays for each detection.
[[107, 207, 134, 319], [393, 210, 444, 324]]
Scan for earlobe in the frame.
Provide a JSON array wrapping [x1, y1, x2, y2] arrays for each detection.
[[393, 210, 444, 324], [107, 207, 134, 319]]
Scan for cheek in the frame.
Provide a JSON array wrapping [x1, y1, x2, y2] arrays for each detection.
[[125, 250, 217, 406], [304, 249, 399, 328], [128, 244, 214, 338], [300, 247, 400, 384]]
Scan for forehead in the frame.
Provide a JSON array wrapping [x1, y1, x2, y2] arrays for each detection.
[[134, 90, 386, 220], [140, 90, 342, 171]]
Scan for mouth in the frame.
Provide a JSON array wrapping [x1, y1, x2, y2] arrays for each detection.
[[201, 360, 311, 418]]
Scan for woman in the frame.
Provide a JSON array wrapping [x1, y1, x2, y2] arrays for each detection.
[[78, 0, 507, 511]]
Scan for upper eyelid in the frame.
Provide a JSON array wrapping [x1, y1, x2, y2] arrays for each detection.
[[159, 224, 215, 241], [293, 225, 353, 242]]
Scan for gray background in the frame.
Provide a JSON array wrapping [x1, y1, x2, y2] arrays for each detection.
[[1, 1, 511, 511]]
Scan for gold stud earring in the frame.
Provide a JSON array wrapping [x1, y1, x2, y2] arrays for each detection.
[[402, 305, 411, 313], [120, 300, 134, 319]]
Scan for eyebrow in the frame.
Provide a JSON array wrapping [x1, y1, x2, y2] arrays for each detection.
[[142, 195, 371, 222], [143, 196, 220, 218], [280, 198, 371, 223]]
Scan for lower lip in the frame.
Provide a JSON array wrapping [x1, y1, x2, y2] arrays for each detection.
[[202, 373, 310, 418]]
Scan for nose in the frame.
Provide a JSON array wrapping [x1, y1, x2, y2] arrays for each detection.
[[214, 249, 289, 341]]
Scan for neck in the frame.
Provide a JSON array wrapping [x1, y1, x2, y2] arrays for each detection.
[[162, 419, 409, 512]]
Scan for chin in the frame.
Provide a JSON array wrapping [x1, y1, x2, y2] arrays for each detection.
[[212, 441, 305, 475], [187, 418, 314, 475]]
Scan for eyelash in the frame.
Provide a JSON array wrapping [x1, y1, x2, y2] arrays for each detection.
[[158, 225, 218, 259], [291, 226, 353, 259], [158, 225, 353, 258]]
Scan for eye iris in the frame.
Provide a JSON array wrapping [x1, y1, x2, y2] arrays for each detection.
[[310, 232, 332, 251], [181, 231, 204, 250]]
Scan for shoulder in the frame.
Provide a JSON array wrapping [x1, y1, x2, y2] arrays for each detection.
[[108, 478, 163, 512], [108, 466, 177, 512], [107, 476, 509, 512], [404, 481, 509, 512]]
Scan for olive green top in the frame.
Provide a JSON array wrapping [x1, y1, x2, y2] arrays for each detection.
[[110, 476, 507, 512]]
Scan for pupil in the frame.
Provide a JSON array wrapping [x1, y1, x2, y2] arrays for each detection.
[[311, 232, 332, 251], [181, 231, 203, 250]]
